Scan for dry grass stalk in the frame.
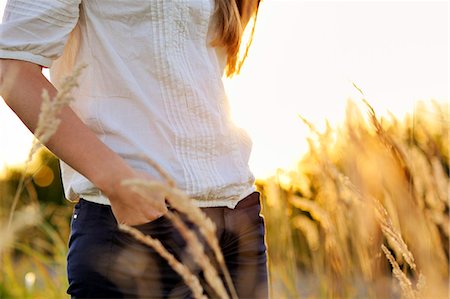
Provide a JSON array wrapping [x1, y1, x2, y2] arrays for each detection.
[[119, 179, 230, 298], [118, 224, 207, 299], [291, 214, 319, 251], [7, 64, 86, 230], [430, 157, 448, 207], [381, 244, 419, 299], [30, 64, 87, 158], [166, 211, 230, 299], [289, 195, 332, 232], [338, 172, 417, 272], [362, 99, 417, 201], [122, 179, 238, 299], [369, 193, 416, 271], [0, 205, 40, 252], [124, 181, 229, 299]]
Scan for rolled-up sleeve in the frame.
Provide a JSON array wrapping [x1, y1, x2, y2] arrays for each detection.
[[0, 0, 81, 68]]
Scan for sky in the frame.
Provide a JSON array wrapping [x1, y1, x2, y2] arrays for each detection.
[[0, 0, 448, 179]]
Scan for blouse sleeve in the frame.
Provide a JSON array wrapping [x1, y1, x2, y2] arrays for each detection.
[[0, 0, 81, 68]]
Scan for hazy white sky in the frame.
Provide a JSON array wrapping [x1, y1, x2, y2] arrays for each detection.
[[0, 0, 448, 178]]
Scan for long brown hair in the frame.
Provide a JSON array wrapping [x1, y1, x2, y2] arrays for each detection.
[[210, 0, 262, 78]]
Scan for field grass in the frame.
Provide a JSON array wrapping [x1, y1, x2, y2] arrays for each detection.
[[258, 99, 449, 299], [0, 75, 448, 298]]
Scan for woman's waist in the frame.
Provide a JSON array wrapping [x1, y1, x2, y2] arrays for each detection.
[[77, 181, 256, 209]]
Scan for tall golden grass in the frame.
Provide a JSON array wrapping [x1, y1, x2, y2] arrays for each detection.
[[258, 91, 448, 298]]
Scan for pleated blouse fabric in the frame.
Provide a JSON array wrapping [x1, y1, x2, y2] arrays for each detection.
[[0, 0, 256, 208]]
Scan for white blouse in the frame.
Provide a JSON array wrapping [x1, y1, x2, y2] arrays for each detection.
[[0, 0, 256, 208]]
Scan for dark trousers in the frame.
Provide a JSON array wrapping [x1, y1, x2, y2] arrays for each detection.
[[66, 191, 268, 299]]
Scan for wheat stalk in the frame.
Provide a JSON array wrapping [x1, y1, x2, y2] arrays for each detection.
[[0, 205, 40, 252], [122, 178, 239, 299], [381, 244, 419, 299], [166, 211, 230, 299], [118, 224, 207, 299], [373, 197, 417, 271], [121, 181, 230, 298], [30, 66, 86, 156], [7, 64, 86, 230]]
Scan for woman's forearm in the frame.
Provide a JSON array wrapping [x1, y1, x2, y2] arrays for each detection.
[[0, 59, 134, 197]]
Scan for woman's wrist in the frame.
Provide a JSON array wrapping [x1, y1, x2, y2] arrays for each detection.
[[90, 155, 137, 200]]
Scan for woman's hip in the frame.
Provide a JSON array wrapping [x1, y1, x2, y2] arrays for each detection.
[[66, 191, 268, 298]]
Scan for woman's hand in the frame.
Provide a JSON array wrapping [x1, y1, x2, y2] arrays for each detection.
[[103, 169, 168, 227]]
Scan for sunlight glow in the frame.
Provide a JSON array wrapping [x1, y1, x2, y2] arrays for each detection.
[[224, 0, 448, 178], [0, 100, 34, 169]]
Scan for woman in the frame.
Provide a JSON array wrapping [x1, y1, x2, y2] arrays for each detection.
[[0, 0, 267, 298]]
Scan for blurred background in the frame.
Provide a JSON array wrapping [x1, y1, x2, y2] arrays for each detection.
[[0, 1, 448, 298]]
